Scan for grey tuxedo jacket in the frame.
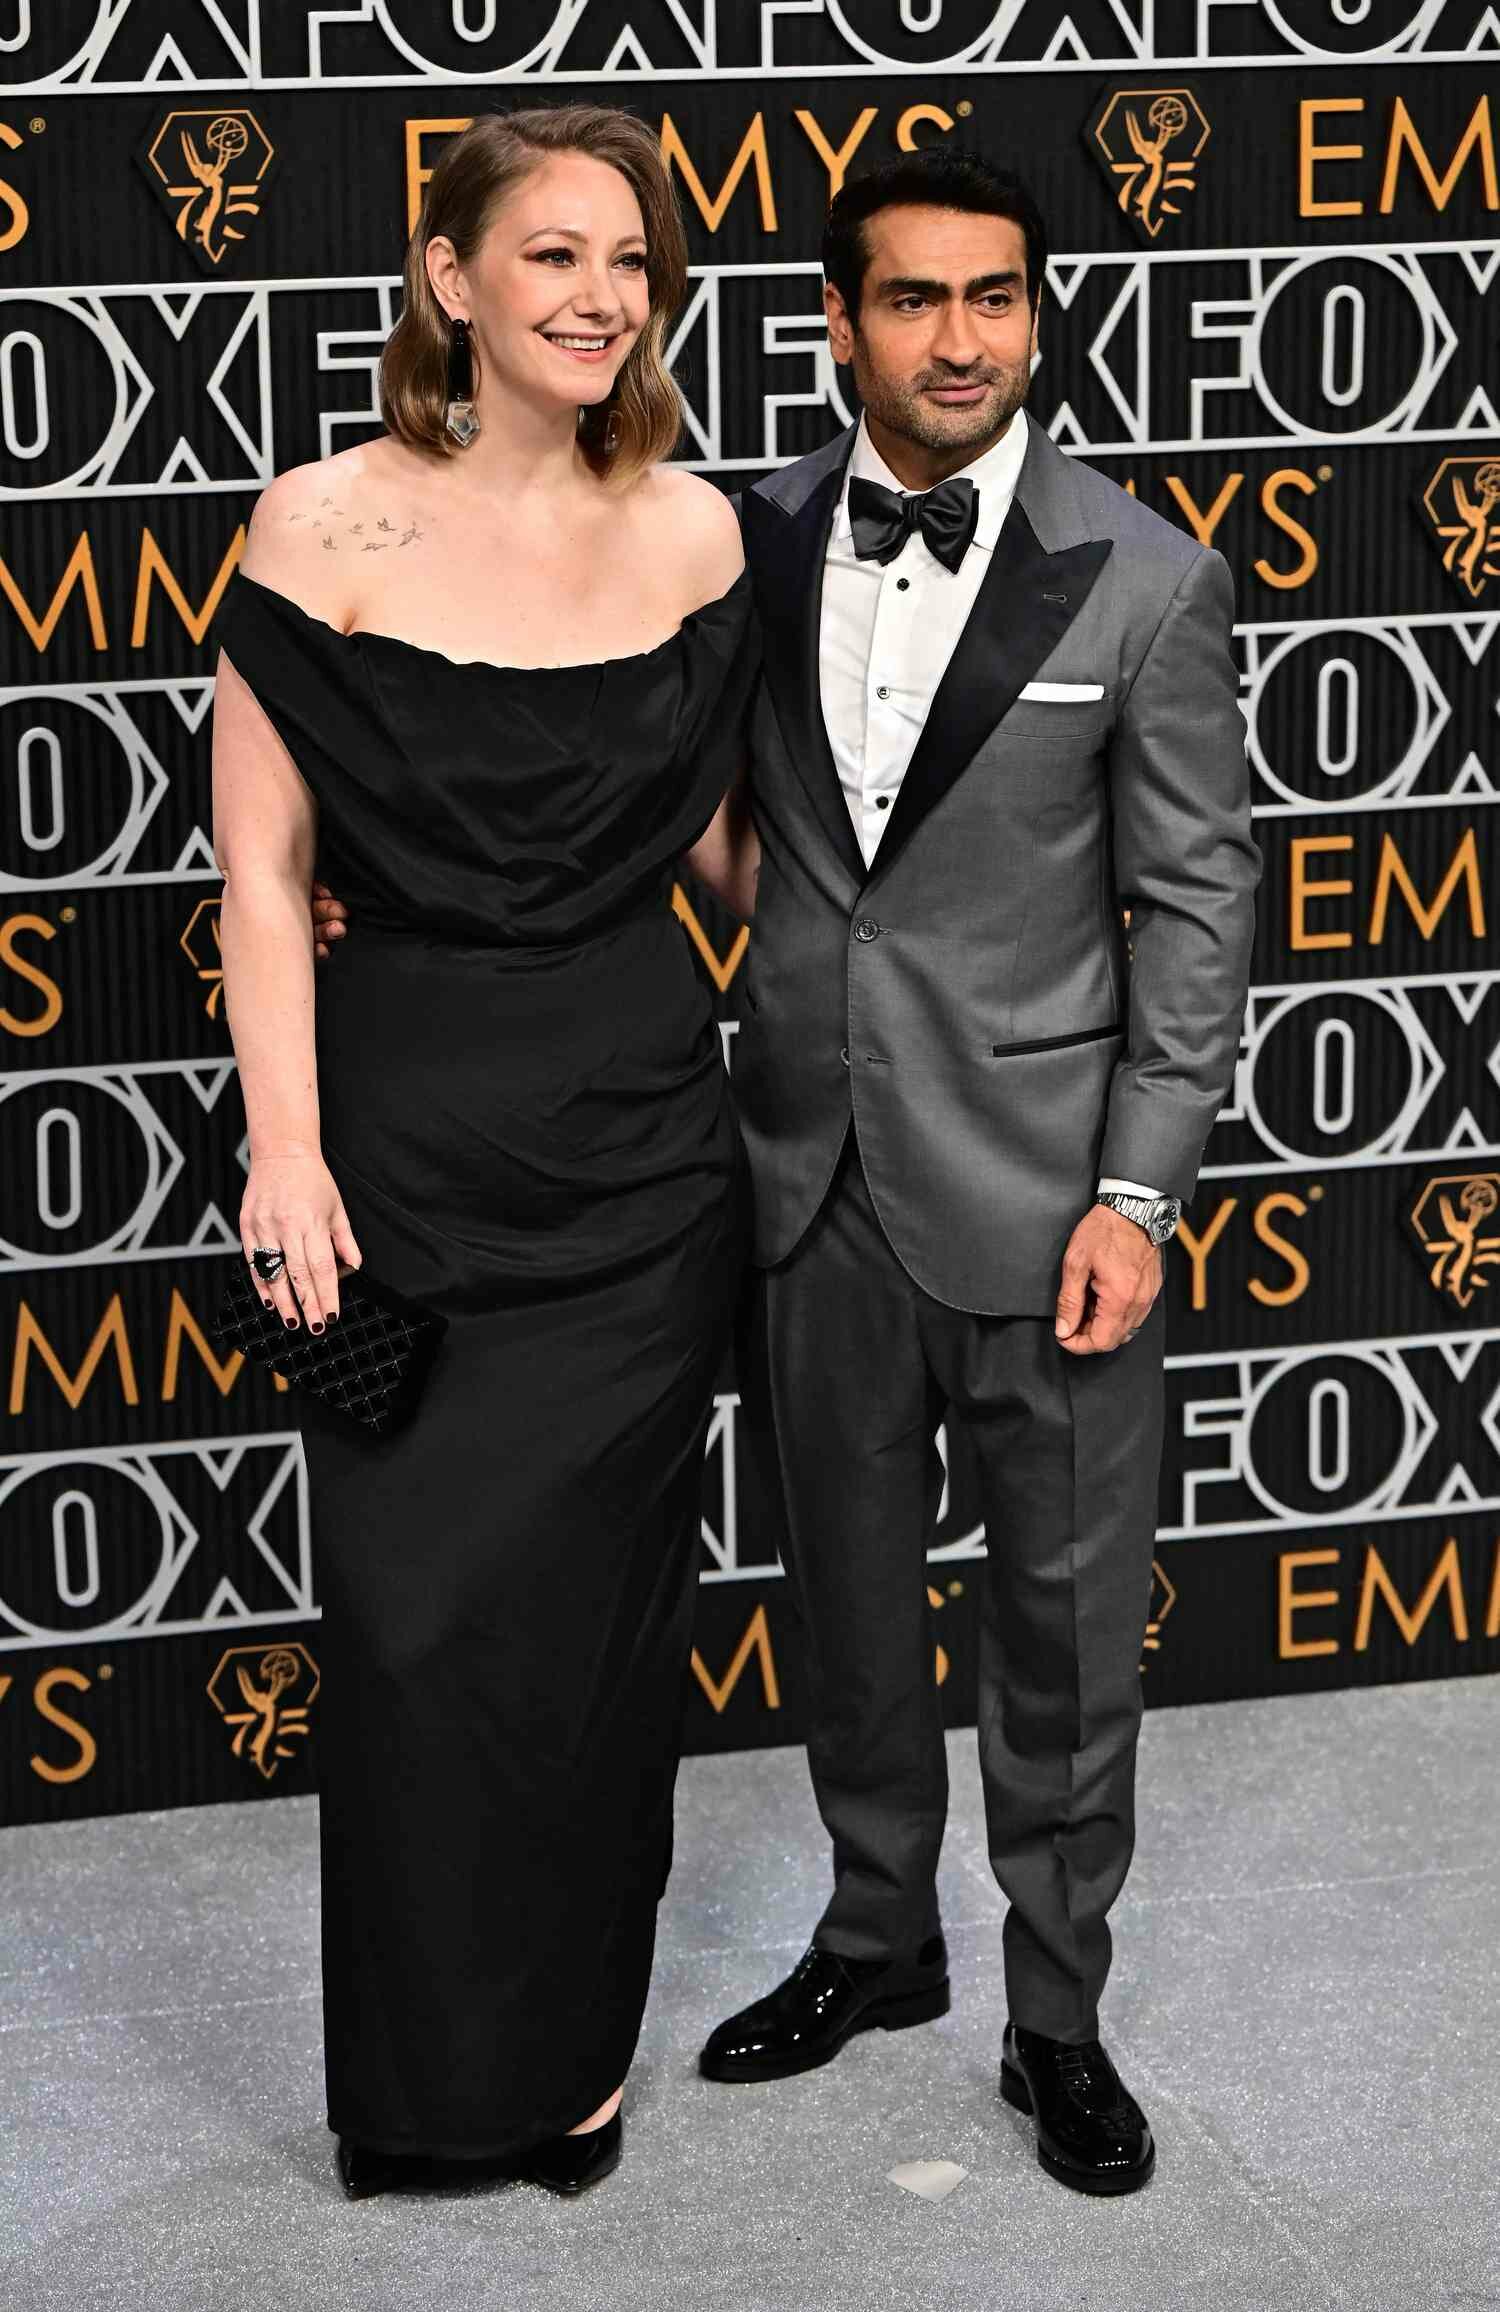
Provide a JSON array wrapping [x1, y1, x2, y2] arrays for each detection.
[[731, 415, 1261, 1315]]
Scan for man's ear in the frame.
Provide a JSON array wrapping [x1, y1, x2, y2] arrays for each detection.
[[824, 279, 855, 366]]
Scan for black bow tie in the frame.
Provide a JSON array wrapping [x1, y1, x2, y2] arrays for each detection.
[[847, 474, 980, 575]]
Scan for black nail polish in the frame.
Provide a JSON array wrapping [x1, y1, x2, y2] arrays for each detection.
[[284, 1316, 299, 1330], [325, 1311, 338, 1326], [261, 1298, 274, 1310], [310, 1321, 324, 1336]]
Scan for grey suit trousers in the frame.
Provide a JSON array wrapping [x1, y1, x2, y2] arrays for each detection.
[[737, 1139, 1165, 2043]]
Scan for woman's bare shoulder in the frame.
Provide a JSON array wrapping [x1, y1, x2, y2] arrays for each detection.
[[633, 464, 744, 600], [239, 439, 434, 615]]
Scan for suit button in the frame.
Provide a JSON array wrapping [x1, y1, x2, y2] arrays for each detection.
[[853, 918, 881, 943], [840, 1046, 850, 1067]]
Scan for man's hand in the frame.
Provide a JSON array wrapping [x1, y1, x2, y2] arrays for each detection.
[[1054, 1204, 1162, 1356], [310, 879, 349, 961]]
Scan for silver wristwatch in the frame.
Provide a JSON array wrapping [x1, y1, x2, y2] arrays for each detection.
[[1096, 1189, 1182, 1247]]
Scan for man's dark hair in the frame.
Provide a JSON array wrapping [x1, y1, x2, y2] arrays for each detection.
[[821, 149, 1048, 326]]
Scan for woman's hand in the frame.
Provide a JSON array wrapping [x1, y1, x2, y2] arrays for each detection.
[[241, 1148, 362, 1332]]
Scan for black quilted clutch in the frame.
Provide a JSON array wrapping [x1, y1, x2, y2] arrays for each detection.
[[212, 1258, 449, 1436]]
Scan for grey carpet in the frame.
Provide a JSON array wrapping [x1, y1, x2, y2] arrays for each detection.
[[2, 1680, 1495, 2311]]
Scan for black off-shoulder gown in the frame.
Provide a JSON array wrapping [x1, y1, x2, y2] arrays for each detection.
[[216, 567, 756, 2160]]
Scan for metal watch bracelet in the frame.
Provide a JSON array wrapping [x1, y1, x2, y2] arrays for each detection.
[[1096, 1189, 1182, 1248]]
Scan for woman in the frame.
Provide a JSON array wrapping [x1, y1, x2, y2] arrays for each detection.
[[211, 105, 759, 2197]]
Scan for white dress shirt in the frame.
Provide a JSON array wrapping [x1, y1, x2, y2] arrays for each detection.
[[817, 409, 1164, 1214], [820, 407, 1030, 870]]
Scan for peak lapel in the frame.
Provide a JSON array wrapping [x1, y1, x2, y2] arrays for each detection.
[[744, 438, 866, 890], [867, 447, 1114, 888]]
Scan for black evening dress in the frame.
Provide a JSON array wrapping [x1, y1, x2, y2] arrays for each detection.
[[215, 565, 756, 2161]]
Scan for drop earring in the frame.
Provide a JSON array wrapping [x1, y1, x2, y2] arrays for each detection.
[[580, 393, 622, 456], [445, 316, 480, 448]]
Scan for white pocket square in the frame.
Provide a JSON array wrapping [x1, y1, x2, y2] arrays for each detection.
[[1018, 680, 1105, 702]]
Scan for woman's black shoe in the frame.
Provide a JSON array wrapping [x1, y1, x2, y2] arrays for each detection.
[[335, 2111, 622, 2201], [336, 2136, 415, 2199], [335, 2135, 510, 2200], [520, 2109, 623, 2196]]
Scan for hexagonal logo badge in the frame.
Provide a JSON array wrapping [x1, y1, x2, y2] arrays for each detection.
[[1142, 1559, 1178, 1664], [180, 894, 224, 1018], [1407, 1172, 1500, 1311], [1418, 454, 1500, 601], [139, 108, 276, 271], [207, 1641, 319, 1780], [1086, 87, 1210, 241]]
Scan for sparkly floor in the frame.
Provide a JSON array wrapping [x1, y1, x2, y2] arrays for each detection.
[[3, 1679, 1495, 2311]]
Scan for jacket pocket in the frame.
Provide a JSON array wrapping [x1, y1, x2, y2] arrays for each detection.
[[994, 700, 1113, 745], [990, 1022, 1121, 1057]]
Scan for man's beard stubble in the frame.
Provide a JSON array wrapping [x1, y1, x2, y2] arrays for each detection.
[[854, 347, 1032, 460]]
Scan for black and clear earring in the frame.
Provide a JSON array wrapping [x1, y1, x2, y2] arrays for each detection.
[[445, 316, 480, 448], [581, 393, 622, 456]]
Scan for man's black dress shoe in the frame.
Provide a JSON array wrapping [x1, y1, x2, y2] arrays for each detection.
[[1000, 2021, 1155, 2195], [700, 1936, 949, 2082]]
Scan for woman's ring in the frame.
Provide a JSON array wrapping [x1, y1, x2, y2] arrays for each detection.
[[250, 1245, 286, 1283]]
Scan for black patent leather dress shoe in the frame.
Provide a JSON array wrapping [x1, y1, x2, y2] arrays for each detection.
[[1000, 2022, 1155, 2195], [700, 1936, 949, 2082], [519, 2109, 623, 2196]]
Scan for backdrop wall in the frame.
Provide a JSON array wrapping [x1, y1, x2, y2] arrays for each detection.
[[2, 0, 1498, 1825]]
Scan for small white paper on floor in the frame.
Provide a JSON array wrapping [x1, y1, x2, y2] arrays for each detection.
[[887, 2159, 967, 2202]]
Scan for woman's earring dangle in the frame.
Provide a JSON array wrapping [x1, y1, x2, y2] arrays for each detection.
[[580, 392, 622, 457], [445, 316, 480, 448]]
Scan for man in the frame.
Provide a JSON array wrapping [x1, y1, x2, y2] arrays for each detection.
[[308, 147, 1258, 2198], [699, 149, 1258, 2198]]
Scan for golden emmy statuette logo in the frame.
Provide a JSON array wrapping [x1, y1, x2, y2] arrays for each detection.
[[207, 1642, 319, 1779], [180, 895, 224, 1018], [1087, 88, 1209, 240], [140, 109, 274, 270], [1420, 455, 1500, 601], [1141, 1559, 1177, 1665], [927, 1582, 952, 1687], [1408, 1172, 1500, 1310]]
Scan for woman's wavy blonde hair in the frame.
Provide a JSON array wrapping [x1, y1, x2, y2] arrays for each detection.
[[379, 105, 688, 488]]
